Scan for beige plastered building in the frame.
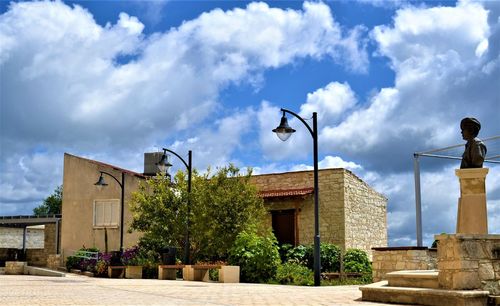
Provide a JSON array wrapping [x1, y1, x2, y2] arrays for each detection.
[[61, 153, 387, 259]]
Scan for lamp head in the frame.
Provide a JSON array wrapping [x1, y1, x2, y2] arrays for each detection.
[[94, 172, 108, 186], [156, 150, 173, 176], [272, 112, 296, 141]]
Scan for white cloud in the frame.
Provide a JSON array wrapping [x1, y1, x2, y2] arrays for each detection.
[[291, 155, 362, 172], [0, 1, 368, 214], [300, 81, 357, 123], [257, 0, 500, 246]]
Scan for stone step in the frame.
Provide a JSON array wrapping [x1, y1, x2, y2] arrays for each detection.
[[360, 281, 489, 306], [386, 270, 439, 289]]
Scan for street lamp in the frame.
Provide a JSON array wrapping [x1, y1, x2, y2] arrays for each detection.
[[157, 148, 192, 264], [94, 171, 125, 252], [273, 108, 321, 286]]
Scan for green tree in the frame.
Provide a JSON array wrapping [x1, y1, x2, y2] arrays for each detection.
[[129, 164, 267, 263], [33, 185, 62, 216]]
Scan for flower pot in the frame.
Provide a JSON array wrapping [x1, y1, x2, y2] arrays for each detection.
[[125, 265, 143, 279]]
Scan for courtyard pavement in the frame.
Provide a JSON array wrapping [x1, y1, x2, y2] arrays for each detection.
[[0, 273, 414, 306]]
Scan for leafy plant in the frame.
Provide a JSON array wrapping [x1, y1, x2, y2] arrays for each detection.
[[130, 165, 267, 264], [284, 243, 341, 272], [342, 248, 371, 273], [65, 255, 80, 271], [228, 227, 280, 283], [284, 244, 309, 265], [319, 243, 341, 272], [275, 262, 313, 286], [121, 246, 141, 266]]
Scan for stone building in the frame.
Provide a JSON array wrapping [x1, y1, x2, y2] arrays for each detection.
[[251, 169, 387, 257], [60, 153, 387, 259]]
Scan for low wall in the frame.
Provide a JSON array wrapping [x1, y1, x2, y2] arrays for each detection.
[[372, 247, 437, 282], [436, 234, 500, 294]]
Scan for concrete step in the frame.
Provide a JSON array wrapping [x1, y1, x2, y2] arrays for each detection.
[[386, 270, 439, 289], [360, 281, 489, 306]]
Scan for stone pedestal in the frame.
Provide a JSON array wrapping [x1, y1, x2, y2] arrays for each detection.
[[455, 168, 488, 234], [436, 234, 500, 294]]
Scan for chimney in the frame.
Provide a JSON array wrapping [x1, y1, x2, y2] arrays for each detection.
[[143, 152, 167, 176]]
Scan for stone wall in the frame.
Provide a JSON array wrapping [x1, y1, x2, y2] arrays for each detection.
[[436, 234, 500, 294], [344, 172, 387, 254], [0, 226, 44, 248], [26, 249, 46, 266], [372, 247, 437, 282], [44, 223, 59, 255], [251, 168, 387, 258]]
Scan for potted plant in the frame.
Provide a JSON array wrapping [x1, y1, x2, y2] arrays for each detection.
[[122, 246, 143, 279]]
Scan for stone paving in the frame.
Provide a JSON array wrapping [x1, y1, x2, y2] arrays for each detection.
[[0, 274, 414, 306]]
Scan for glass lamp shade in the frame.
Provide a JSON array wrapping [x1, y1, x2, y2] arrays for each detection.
[[156, 153, 173, 175], [272, 115, 296, 141]]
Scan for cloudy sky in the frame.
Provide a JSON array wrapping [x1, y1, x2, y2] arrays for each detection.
[[1, 0, 499, 247]]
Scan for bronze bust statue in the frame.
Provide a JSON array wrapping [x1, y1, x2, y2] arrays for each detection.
[[460, 117, 487, 168]]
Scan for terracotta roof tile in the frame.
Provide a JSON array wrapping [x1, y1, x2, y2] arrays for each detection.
[[258, 187, 314, 198]]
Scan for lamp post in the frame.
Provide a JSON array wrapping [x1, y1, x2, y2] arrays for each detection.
[[157, 148, 192, 265], [273, 108, 321, 286], [95, 171, 125, 252]]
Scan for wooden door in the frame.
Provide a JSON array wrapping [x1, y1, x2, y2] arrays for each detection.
[[271, 209, 296, 246]]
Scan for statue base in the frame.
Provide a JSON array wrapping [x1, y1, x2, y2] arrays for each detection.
[[455, 168, 488, 234]]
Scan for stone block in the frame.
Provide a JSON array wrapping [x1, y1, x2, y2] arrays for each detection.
[[5, 261, 26, 275], [452, 271, 481, 290], [478, 262, 495, 280], [125, 266, 142, 279], [219, 265, 239, 283]]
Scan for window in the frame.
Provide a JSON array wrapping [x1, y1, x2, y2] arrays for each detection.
[[93, 199, 120, 228]]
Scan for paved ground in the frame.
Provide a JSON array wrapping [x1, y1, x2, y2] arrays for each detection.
[[0, 274, 413, 306]]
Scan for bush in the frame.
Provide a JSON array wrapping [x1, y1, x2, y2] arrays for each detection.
[[275, 262, 313, 286], [343, 248, 372, 283], [342, 249, 371, 273], [65, 255, 80, 271], [278, 244, 293, 263], [284, 243, 341, 272], [319, 243, 341, 272], [228, 228, 280, 283], [284, 245, 308, 265]]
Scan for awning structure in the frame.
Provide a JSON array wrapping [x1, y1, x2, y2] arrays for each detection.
[[258, 187, 314, 199], [0, 215, 62, 254]]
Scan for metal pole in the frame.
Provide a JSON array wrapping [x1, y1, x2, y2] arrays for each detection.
[[22, 226, 27, 253], [120, 172, 125, 252], [55, 219, 60, 254], [312, 112, 321, 286], [184, 150, 192, 264], [413, 154, 423, 247]]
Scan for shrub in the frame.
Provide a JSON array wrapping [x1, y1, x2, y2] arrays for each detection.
[[275, 262, 313, 286], [121, 246, 141, 266], [278, 244, 293, 263], [228, 228, 280, 283], [284, 243, 341, 272], [343, 248, 372, 283], [65, 255, 80, 271], [319, 243, 341, 272], [284, 245, 308, 265]]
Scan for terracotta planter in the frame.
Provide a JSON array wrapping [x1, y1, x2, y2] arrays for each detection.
[[125, 265, 142, 279]]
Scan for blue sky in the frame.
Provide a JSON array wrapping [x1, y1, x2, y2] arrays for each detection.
[[1, 0, 499, 247]]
